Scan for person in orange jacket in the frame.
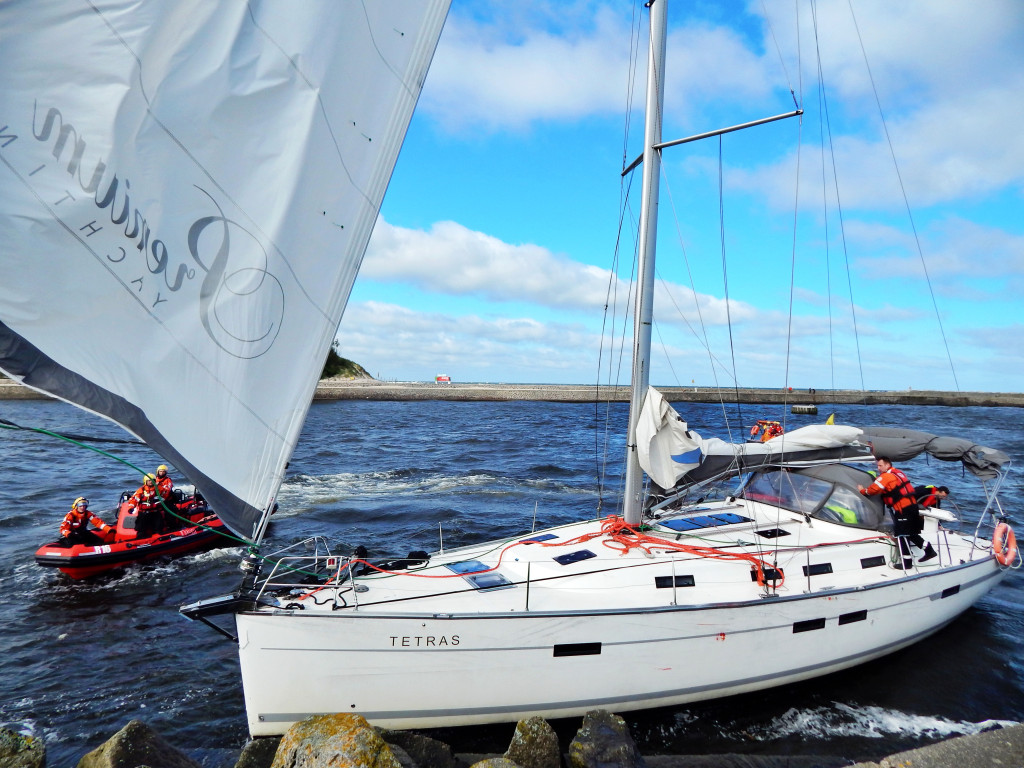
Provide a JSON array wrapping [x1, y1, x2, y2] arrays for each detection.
[[59, 497, 113, 545], [154, 464, 174, 499], [858, 456, 937, 568], [131, 474, 163, 538], [916, 484, 950, 509]]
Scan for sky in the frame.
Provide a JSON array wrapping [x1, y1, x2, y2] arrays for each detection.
[[335, 0, 1024, 393]]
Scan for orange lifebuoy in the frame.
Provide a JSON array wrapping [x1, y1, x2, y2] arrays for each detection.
[[750, 425, 760, 436], [993, 522, 1017, 566]]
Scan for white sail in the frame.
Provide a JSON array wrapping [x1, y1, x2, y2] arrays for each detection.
[[0, 0, 450, 540], [636, 387, 703, 488]]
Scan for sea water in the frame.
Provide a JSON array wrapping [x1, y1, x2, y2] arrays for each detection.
[[0, 398, 1021, 766]]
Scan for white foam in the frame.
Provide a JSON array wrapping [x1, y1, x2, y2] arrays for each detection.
[[748, 702, 1019, 741]]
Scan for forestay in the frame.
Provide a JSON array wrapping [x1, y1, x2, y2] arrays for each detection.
[[0, 0, 450, 541]]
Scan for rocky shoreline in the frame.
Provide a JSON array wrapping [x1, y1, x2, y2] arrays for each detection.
[[2, 710, 1022, 768], [3, 378, 1022, 407], [8, 708, 1024, 768]]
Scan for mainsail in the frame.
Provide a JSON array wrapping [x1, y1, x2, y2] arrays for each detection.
[[0, 0, 450, 541]]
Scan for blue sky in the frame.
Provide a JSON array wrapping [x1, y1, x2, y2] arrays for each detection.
[[336, 0, 1024, 393]]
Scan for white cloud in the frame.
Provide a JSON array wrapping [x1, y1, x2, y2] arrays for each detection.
[[336, 300, 601, 383], [422, 6, 633, 130], [364, 219, 615, 310]]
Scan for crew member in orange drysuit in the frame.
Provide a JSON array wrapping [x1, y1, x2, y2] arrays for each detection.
[[131, 474, 163, 538], [59, 497, 113, 545], [858, 456, 936, 568], [154, 464, 173, 498]]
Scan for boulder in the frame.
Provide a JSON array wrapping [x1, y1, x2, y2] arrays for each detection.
[[568, 711, 645, 768], [376, 729, 457, 768], [467, 760, 520, 768], [270, 714, 401, 768], [0, 727, 45, 768], [76, 720, 201, 768], [503, 717, 560, 768], [234, 737, 281, 768]]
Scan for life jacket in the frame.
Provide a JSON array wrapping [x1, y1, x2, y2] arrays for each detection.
[[60, 507, 110, 538], [64, 509, 89, 533], [156, 475, 173, 498], [916, 485, 941, 508], [133, 485, 159, 507], [880, 468, 916, 513]]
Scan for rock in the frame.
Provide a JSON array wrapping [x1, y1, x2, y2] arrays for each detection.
[[76, 720, 201, 768], [468, 760, 520, 768], [270, 714, 401, 768], [376, 729, 457, 768], [234, 737, 281, 768], [568, 710, 645, 768], [0, 727, 45, 768], [849, 722, 1024, 768], [503, 717, 560, 768]]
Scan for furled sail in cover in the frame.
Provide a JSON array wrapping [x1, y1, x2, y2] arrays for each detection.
[[0, 0, 450, 541]]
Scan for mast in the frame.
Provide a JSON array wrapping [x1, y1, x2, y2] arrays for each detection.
[[623, 0, 668, 525]]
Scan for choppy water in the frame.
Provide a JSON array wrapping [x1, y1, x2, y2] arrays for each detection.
[[1, 398, 1021, 766]]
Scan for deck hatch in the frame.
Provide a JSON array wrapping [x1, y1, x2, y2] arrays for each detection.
[[802, 563, 834, 576], [839, 609, 867, 625], [860, 556, 886, 569], [465, 572, 514, 591], [655, 575, 695, 589], [793, 618, 826, 633], [553, 642, 602, 657], [941, 585, 961, 599], [445, 560, 489, 575], [520, 533, 557, 543], [553, 550, 596, 566], [756, 528, 790, 539]]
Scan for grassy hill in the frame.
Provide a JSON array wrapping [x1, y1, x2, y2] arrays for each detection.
[[320, 343, 372, 380]]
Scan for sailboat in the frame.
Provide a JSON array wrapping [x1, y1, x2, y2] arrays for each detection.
[[0, 0, 1016, 740]]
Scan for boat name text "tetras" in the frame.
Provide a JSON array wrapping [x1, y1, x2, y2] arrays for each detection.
[[390, 635, 459, 647]]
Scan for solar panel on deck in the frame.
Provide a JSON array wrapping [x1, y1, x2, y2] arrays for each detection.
[[660, 519, 702, 531], [660, 513, 751, 532], [521, 533, 557, 543]]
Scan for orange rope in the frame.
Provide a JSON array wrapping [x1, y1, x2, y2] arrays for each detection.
[[301, 515, 805, 598]]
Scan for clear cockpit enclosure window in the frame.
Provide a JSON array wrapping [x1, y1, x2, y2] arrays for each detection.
[[743, 469, 832, 516]]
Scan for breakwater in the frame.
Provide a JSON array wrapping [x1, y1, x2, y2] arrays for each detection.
[[3, 377, 1021, 406], [317, 380, 1024, 407]]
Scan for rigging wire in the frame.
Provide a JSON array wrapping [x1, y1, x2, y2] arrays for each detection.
[[846, 0, 961, 392], [594, 0, 647, 514], [811, 1, 868, 400], [810, 0, 837, 401], [718, 137, 745, 427], [657, 170, 739, 443]]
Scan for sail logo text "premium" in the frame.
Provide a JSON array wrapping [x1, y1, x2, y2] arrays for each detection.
[[26, 102, 284, 359]]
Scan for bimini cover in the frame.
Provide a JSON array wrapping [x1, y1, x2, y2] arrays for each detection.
[[858, 427, 1010, 480], [0, 1, 450, 542]]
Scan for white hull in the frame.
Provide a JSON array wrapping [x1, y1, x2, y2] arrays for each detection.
[[232, 506, 1006, 736]]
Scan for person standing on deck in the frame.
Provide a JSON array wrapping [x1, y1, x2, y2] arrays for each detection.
[[858, 457, 937, 568]]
